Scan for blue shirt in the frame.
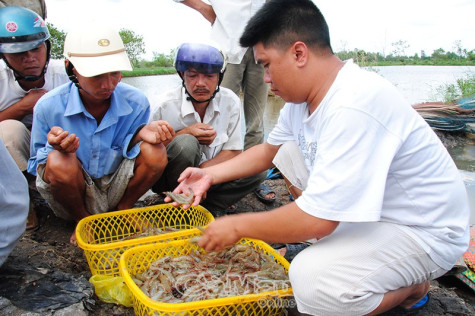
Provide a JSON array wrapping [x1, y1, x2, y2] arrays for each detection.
[[0, 138, 28, 266], [27, 82, 150, 179]]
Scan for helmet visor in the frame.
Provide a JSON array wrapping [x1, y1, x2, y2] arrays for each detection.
[[0, 33, 48, 53]]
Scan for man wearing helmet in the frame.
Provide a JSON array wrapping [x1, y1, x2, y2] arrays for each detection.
[[27, 22, 175, 245], [173, 0, 277, 205], [0, 6, 69, 229], [150, 42, 262, 215]]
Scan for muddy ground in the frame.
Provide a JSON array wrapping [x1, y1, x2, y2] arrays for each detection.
[[1, 131, 474, 315]]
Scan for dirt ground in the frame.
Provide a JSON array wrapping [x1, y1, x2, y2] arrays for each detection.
[[1, 173, 475, 314]]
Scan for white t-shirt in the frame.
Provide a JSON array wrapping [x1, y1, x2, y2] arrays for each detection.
[[0, 59, 69, 126], [150, 85, 243, 164], [208, 0, 265, 64], [267, 60, 470, 270]]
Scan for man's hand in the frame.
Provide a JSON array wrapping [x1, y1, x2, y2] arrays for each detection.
[[198, 216, 241, 252], [47, 126, 79, 153], [183, 123, 216, 145], [165, 167, 213, 208], [181, 0, 217, 25], [139, 120, 175, 144], [20, 89, 48, 114]]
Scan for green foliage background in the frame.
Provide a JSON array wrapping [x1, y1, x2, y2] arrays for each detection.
[[47, 24, 475, 78]]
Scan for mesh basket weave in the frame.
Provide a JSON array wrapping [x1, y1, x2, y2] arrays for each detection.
[[76, 203, 214, 276], [119, 237, 293, 316]]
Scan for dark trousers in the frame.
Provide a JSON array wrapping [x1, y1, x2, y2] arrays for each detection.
[[152, 134, 264, 215]]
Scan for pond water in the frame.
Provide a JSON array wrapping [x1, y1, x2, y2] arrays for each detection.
[[123, 65, 475, 222], [123, 65, 475, 140]]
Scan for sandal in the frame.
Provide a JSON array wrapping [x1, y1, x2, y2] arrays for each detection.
[[254, 183, 276, 204], [266, 167, 282, 180], [388, 293, 430, 315]]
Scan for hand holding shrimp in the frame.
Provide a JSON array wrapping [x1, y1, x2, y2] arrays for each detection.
[[164, 167, 213, 208]]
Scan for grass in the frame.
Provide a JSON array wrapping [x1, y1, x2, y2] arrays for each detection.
[[436, 74, 475, 103], [122, 67, 176, 77]]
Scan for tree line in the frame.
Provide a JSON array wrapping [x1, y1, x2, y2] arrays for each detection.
[[48, 24, 475, 68]]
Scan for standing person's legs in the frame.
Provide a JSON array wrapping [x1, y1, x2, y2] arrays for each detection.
[[221, 60, 244, 99], [222, 52, 272, 202], [221, 48, 267, 150], [241, 48, 267, 149]]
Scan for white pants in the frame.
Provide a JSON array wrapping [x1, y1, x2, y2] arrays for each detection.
[[272, 141, 309, 190], [289, 221, 447, 315]]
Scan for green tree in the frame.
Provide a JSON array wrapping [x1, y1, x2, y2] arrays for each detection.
[[431, 48, 447, 61], [47, 23, 66, 59], [151, 48, 176, 67], [119, 28, 146, 67]]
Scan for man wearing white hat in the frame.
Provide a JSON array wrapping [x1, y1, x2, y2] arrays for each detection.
[[27, 22, 175, 245]]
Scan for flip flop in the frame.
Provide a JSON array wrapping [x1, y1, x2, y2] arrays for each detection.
[[253, 183, 276, 204], [266, 167, 283, 180], [388, 293, 430, 315]]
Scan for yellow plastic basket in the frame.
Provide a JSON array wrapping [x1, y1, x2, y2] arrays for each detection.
[[119, 237, 293, 316], [76, 203, 214, 276]]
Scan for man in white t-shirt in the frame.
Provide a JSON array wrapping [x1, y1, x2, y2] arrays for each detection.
[[150, 42, 263, 215], [0, 6, 69, 229], [166, 0, 470, 315]]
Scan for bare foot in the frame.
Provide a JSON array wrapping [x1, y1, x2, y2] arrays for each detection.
[[70, 230, 78, 246], [399, 281, 430, 309], [278, 247, 287, 257]]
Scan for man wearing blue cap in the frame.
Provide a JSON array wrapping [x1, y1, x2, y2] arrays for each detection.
[[150, 42, 262, 216]]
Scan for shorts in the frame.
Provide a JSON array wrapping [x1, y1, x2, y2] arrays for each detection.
[[289, 221, 447, 315], [0, 119, 30, 171], [36, 158, 136, 221], [272, 141, 309, 190]]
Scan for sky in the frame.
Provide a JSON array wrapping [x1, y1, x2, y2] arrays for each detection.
[[44, 0, 475, 60]]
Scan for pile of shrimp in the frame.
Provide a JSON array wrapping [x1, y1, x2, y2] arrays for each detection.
[[133, 243, 291, 303], [121, 226, 181, 240]]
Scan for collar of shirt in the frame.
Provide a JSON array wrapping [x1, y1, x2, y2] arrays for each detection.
[[179, 87, 221, 124], [64, 83, 133, 132]]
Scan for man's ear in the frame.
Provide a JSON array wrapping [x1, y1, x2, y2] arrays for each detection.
[[64, 59, 74, 76], [292, 41, 308, 67]]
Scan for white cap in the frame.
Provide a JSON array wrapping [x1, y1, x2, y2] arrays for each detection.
[[63, 22, 132, 77]]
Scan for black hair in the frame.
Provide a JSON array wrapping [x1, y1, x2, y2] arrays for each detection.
[[240, 0, 332, 53]]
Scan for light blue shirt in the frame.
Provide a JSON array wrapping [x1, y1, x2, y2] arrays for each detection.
[[28, 82, 150, 179], [0, 138, 28, 266]]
